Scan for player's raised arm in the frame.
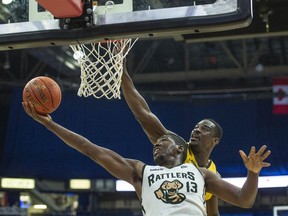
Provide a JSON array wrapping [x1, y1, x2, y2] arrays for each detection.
[[121, 59, 169, 144], [22, 102, 144, 197], [203, 145, 271, 208], [121, 60, 221, 216]]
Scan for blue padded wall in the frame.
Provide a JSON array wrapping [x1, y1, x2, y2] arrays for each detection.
[[1, 87, 288, 179]]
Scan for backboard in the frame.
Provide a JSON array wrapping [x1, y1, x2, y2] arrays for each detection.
[[0, 0, 253, 51], [273, 206, 288, 216]]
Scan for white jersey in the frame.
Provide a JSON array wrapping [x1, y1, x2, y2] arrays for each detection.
[[141, 163, 207, 216]]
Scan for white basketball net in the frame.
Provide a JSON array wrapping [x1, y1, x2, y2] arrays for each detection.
[[70, 38, 138, 99]]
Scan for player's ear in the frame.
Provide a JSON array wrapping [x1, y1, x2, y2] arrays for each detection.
[[177, 144, 185, 153], [213, 137, 220, 146]]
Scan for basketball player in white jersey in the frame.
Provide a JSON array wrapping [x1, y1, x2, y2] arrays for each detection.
[[121, 59, 222, 215], [22, 101, 271, 216]]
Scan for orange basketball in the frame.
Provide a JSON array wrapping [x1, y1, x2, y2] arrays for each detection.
[[23, 76, 62, 115]]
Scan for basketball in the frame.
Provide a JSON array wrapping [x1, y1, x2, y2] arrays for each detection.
[[23, 76, 62, 115]]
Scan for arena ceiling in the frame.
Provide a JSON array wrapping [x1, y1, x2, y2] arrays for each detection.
[[0, 0, 288, 102]]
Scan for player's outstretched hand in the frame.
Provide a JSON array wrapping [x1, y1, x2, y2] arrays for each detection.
[[22, 102, 52, 127], [239, 145, 271, 174]]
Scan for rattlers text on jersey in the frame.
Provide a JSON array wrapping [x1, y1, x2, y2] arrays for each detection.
[[185, 144, 217, 200], [141, 163, 207, 216]]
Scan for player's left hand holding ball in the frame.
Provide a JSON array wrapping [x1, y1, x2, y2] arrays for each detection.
[[22, 102, 52, 127]]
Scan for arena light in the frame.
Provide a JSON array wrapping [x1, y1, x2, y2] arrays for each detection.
[[20, 194, 31, 208], [116, 180, 134, 191], [116, 175, 288, 191], [2, 0, 13, 5], [1, 178, 35, 189], [33, 204, 47, 209], [69, 179, 91, 189], [73, 50, 84, 60], [224, 175, 288, 188]]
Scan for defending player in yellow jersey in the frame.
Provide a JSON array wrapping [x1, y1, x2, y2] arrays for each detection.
[[121, 58, 223, 216]]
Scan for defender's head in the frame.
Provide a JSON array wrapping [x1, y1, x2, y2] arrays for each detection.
[[189, 118, 223, 151]]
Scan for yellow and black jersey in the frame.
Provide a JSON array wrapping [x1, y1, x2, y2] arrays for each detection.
[[184, 145, 217, 201]]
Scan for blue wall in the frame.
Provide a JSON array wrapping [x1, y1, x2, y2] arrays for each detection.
[[1, 87, 288, 180]]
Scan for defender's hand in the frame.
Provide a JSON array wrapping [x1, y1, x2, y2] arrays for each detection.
[[239, 145, 271, 174]]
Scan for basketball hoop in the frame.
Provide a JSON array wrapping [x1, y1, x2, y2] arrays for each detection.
[[70, 38, 138, 99]]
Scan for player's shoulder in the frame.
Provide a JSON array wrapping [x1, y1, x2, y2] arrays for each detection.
[[207, 160, 217, 173], [166, 130, 179, 136]]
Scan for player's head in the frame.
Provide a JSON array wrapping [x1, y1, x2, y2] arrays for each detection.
[[153, 133, 188, 167], [189, 118, 223, 150]]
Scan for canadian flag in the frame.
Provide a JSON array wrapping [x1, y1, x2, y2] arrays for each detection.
[[273, 77, 288, 114]]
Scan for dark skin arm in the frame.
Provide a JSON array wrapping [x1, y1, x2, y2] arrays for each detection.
[[121, 60, 220, 215], [121, 63, 169, 144], [22, 102, 144, 198], [206, 196, 219, 216]]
